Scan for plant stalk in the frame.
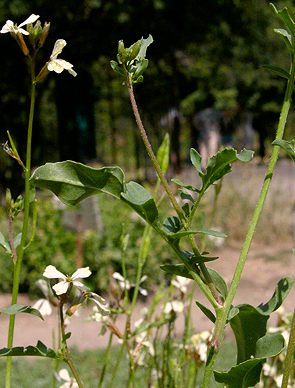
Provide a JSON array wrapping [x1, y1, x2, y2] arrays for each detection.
[[5, 60, 36, 388], [201, 57, 295, 387], [281, 308, 295, 388]]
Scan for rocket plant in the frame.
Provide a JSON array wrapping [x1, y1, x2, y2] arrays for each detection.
[[0, 3, 295, 388]]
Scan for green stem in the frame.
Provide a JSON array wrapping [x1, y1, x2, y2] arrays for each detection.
[[59, 303, 85, 388], [5, 61, 36, 388], [281, 308, 295, 388], [201, 57, 295, 387], [127, 77, 220, 305], [97, 332, 113, 388]]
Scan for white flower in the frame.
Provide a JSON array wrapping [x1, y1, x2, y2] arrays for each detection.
[[171, 276, 191, 294], [85, 292, 110, 315], [43, 265, 91, 295], [112, 272, 148, 296], [164, 300, 184, 314], [56, 369, 78, 388], [1, 14, 40, 35], [191, 331, 211, 362], [32, 298, 52, 316], [47, 39, 77, 77]]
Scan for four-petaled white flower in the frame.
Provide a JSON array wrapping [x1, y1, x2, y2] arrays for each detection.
[[85, 292, 110, 315], [1, 14, 40, 35], [56, 369, 78, 388], [43, 265, 91, 295], [32, 298, 52, 316], [163, 300, 184, 314], [112, 272, 148, 296], [171, 276, 191, 294], [47, 39, 77, 77]]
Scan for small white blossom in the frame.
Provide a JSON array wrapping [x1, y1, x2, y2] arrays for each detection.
[[1, 14, 40, 35], [56, 369, 78, 388], [85, 292, 110, 315], [47, 39, 77, 77], [191, 331, 211, 362], [171, 276, 191, 294], [112, 272, 148, 296], [43, 265, 91, 295], [164, 300, 184, 314], [32, 298, 52, 316]]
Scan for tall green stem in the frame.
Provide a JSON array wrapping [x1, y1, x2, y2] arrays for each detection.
[[201, 58, 295, 387], [281, 309, 295, 387], [5, 61, 36, 388]]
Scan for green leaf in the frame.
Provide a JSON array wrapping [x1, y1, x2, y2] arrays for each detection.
[[195, 301, 216, 323], [200, 148, 253, 193], [229, 304, 268, 364], [273, 139, 295, 161], [156, 133, 170, 174], [121, 181, 158, 224], [0, 232, 10, 252], [214, 358, 263, 387], [257, 277, 294, 315], [214, 333, 284, 388], [207, 268, 228, 299], [190, 148, 202, 174], [30, 161, 125, 205], [136, 34, 153, 60], [162, 216, 182, 233], [160, 263, 192, 279], [255, 333, 285, 358], [262, 64, 290, 80], [110, 60, 125, 76], [171, 178, 198, 192], [227, 306, 239, 322], [0, 341, 59, 359], [271, 3, 295, 41], [1, 304, 44, 320]]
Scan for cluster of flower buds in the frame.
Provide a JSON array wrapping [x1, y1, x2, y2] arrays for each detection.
[[0, 14, 49, 55], [0, 14, 77, 80]]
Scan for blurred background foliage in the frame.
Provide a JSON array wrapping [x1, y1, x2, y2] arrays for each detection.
[[0, 0, 295, 295], [0, 0, 295, 194]]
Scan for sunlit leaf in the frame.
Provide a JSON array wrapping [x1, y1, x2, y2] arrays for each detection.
[[121, 181, 158, 224], [156, 133, 170, 174], [30, 161, 125, 205]]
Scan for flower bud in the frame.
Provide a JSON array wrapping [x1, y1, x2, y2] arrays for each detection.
[[16, 33, 29, 56], [38, 22, 50, 48]]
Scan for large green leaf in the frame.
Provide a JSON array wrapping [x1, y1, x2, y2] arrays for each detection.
[[257, 277, 294, 315], [200, 148, 254, 193], [0, 304, 44, 320], [121, 181, 158, 224], [229, 304, 268, 364], [214, 333, 284, 388], [30, 161, 125, 205], [273, 139, 295, 162], [0, 341, 60, 359]]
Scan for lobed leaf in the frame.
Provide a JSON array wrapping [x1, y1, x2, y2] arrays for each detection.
[[214, 333, 284, 388], [273, 139, 295, 162], [200, 148, 253, 193], [30, 161, 125, 205], [0, 341, 59, 359], [0, 304, 44, 320], [257, 277, 294, 315]]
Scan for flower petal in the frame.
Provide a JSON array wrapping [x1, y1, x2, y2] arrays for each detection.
[[71, 267, 91, 280], [58, 368, 71, 382], [72, 280, 87, 290], [32, 299, 52, 316], [0, 20, 14, 33], [47, 58, 65, 73], [43, 265, 66, 280], [53, 280, 69, 295], [51, 39, 67, 58], [112, 272, 125, 282], [18, 14, 40, 28]]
